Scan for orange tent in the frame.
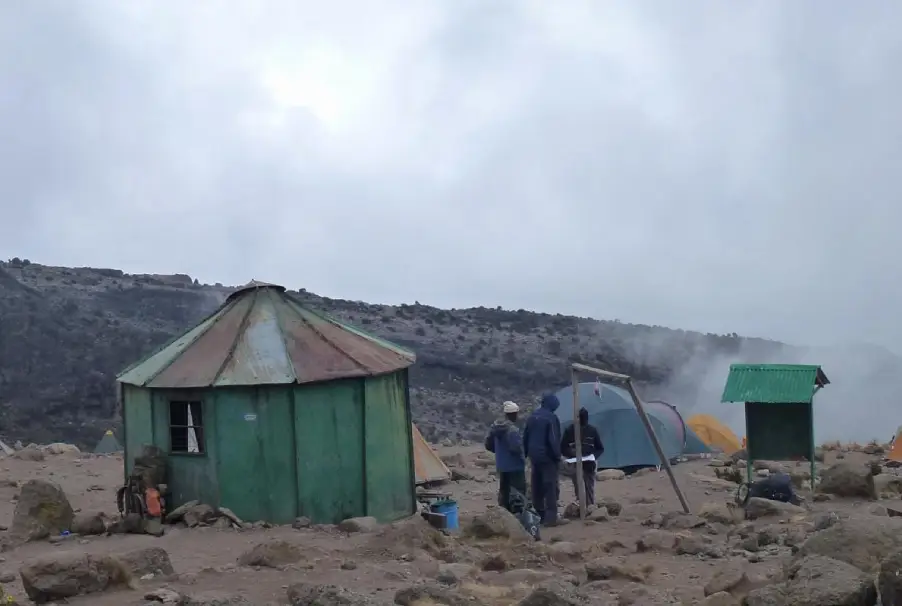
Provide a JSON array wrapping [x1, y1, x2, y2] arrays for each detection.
[[412, 424, 451, 484], [886, 426, 902, 461], [686, 414, 742, 455]]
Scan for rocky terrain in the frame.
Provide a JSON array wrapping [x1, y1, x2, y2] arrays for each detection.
[[0, 440, 901, 604], [0, 258, 804, 447]]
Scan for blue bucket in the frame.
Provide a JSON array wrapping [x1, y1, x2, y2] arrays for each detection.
[[430, 499, 459, 530]]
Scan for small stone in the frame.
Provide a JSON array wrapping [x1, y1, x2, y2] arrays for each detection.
[[292, 516, 311, 529], [337, 516, 379, 533]]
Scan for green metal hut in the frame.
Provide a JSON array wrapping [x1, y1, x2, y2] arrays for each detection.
[[116, 281, 418, 525], [720, 363, 830, 484]]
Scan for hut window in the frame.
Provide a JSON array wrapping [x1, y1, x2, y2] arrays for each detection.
[[169, 400, 204, 454]]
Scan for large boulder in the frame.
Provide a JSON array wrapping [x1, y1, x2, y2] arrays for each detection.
[[878, 548, 902, 606], [183, 591, 251, 605], [818, 462, 877, 499], [10, 480, 74, 542], [118, 547, 174, 577], [19, 552, 133, 604], [237, 540, 304, 568], [12, 446, 44, 462], [744, 497, 805, 520], [698, 501, 738, 525], [744, 555, 876, 606], [464, 507, 531, 541], [287, 582, 374, 606], [584, 557, 647, 582], [338, 516, 379, 533], [395, 583, 470, 606], [874, 473, 902, 497], [42, 443, 80, 455], [365, 516, 464, 562], [796, 515, 902, 573], [70, 513, 106, 536]]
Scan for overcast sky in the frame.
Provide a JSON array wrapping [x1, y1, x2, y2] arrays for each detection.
[[1, 2, 901, 349]]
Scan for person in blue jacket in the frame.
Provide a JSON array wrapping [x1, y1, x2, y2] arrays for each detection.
[[484, 401, 526, 511], [522, 392, 565, 526]]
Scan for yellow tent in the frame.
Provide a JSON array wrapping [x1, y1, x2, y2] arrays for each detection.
[[686, 414, 742, 455]]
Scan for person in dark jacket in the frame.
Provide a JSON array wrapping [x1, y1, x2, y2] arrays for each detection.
[[522, 393, 565, 526], [561, 407, 604, 506], [484, 401, 526, 511]]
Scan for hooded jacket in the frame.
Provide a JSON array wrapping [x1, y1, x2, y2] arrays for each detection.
[[522, 393, 563, 465], [561, 407, 604, 461], [484, 418, 525, 472]]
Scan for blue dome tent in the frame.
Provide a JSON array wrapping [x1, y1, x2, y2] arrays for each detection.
[[646, 399, 713, 457], [554, 383, 709, 470]]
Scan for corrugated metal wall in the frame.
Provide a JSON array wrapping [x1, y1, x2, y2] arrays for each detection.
[[294, 379, 367, 523], [122, 370, 415, 525], [363, 371, 414, 521]]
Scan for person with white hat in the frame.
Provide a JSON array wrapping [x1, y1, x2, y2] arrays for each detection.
[[484, 400, 526, 511]]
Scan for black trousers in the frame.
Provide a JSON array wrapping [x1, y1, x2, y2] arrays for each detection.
[[497, 470, 527, 511], [531, 462, 560, 525], [570, 463, 597, 505]]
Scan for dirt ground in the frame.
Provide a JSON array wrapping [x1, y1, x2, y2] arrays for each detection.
[[0, 446, 881, 605]]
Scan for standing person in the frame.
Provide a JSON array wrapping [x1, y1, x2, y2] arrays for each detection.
[[484, 401, 526, 511], [561, 407, 604, 506], [522, 393, 565, 526]]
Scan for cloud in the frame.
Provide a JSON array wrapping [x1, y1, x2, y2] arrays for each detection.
[[2, 1, 902, 356]]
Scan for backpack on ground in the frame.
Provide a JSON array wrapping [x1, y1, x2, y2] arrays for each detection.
[[507, 487, 541, 541]]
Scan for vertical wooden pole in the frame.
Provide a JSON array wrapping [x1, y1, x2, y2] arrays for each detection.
[[572, 369, 586, 520], [624, 380, 691, 513]]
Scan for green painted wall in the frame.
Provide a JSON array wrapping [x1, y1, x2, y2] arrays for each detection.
[[363, 372, 414, 521], [294, 379, 366, 523], [122, 384, 153, 477], [216, 386, 297, 523], [120, 369, 415, 525]]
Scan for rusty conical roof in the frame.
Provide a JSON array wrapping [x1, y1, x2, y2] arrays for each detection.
[[117, 283, 415, 388]]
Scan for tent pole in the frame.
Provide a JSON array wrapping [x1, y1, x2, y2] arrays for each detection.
[[572, 369, 586, 520], [570, 363, 691, 514]]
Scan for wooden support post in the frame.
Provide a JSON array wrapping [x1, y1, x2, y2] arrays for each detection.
[[623, 380, 691, 514], [571, 369, 587, 520], [571, 363, 692, 514]]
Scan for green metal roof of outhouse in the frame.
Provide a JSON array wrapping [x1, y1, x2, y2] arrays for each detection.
[[117, 280, 416, 389], [720, 364, 830, 404]]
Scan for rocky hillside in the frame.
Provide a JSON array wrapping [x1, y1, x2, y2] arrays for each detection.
[[0, 258, 793, 447]]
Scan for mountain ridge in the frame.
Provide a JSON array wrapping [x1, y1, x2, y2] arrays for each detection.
[[0, 257, 828, 447]]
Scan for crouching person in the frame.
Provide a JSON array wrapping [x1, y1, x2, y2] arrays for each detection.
[[484, 401, 526, 511]]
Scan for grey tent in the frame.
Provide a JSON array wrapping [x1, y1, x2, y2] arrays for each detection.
[[94, 430, 122, 454]]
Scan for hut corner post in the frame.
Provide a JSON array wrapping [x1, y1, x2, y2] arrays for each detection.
[[571, 363, 691, 514], [571, 369, 587, 520], [744, 402, 752, 483], [810, 385, 822, 490], [117, 381, 127, 484]]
